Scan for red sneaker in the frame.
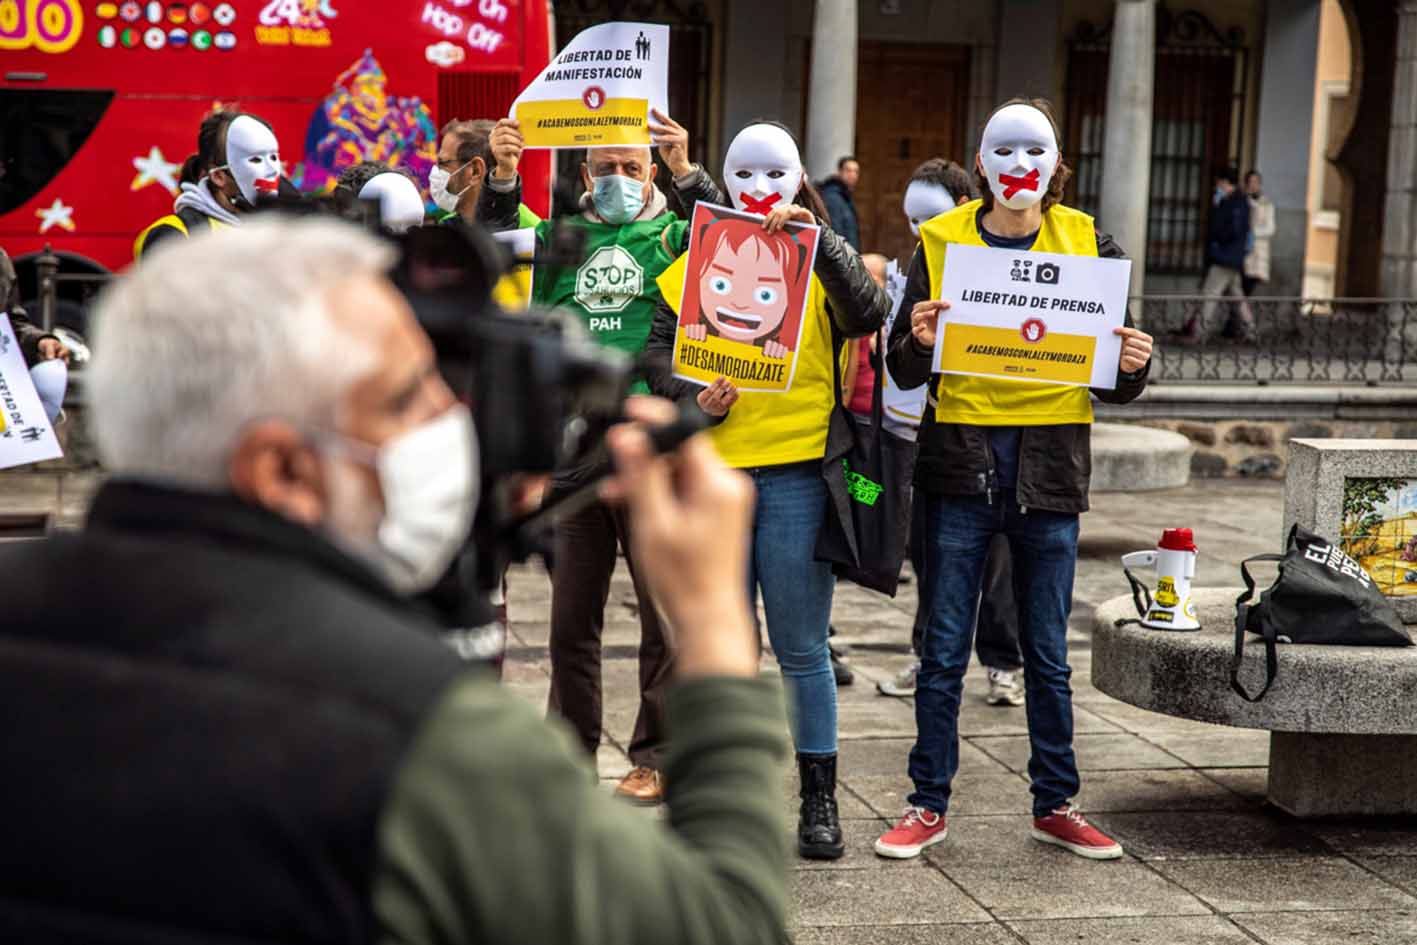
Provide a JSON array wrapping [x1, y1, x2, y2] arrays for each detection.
[[874, 806, 947, 859], [1031, 805, 1123, 860]]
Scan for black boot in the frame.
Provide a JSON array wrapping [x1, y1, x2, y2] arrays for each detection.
[[797, 753, 845, 860]]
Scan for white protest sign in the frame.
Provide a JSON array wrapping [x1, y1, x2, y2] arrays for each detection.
[[0, 314, 63, 469], [511, 22, 669, 149], [880, 258, 925, 427], [932, 244, 1130, 389]]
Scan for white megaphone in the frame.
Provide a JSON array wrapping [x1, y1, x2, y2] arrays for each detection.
[[1121, 528, 1200, 631]]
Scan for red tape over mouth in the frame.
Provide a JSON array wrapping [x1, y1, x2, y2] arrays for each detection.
[[740, 192, 781, 215], [998, 168, 1040, 200], [254, 178, 281, 193]]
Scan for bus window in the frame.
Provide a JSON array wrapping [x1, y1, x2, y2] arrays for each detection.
[[0, 90, 114, 216]]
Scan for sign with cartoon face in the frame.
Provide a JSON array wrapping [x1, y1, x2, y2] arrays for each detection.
[[932, 243, 1130, 389], [0, 315, 63, 470], [672, 202, 819, 393], [510, 21, 668, 149]]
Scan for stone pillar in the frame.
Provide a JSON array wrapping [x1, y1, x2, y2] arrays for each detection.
[[806, 0, 858, 182], [1381, 3, 1417, 299], [1097, 0, 1155, 302], [1253, 0, 1321, 298]]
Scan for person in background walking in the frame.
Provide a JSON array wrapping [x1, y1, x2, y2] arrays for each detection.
[[1242, 170, 1275, 301], [1183, 166, 1252, 342], [819, 156, 862, 252]]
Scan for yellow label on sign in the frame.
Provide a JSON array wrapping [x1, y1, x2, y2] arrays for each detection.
[[492, 267, 533, 311], [939, 323, 1096, 386], [515, 97, 650, 148], [674, 329, 795, 392]]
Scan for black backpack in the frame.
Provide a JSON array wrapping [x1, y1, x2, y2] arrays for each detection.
[[1231, 524, 1413, 702]]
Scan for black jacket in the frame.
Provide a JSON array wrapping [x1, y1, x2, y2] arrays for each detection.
[[0, 480, 467, 945], [1206, 189, 1251, 272], [817, 176, 860, 251], [643, 178, 890, 407], [886, 220, 1150, 514]]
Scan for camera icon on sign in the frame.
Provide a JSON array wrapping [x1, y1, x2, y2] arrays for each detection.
[[1035, 262, 1060, 285]]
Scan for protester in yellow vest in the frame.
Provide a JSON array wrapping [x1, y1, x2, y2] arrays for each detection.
[[134, 111, 280, 259], [874, 99, 1154, 863], [646, 121, 890, 861]]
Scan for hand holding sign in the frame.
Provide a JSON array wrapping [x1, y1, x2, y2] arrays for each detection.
[[911, 300, 950, 349], [1115, 325, 1154, 374], [489, 118, 524, 180], [648, 108, 693, 178]]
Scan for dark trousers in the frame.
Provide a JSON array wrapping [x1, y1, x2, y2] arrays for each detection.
[[909, 492, 1081, 816], [909, 493, 1022, 671], [547, 498, 672, 769]]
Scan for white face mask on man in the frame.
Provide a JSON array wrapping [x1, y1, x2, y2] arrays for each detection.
[[723, 124, 804, 216], [978, 104, 1059, 211], [429, 160, 474, 214], [323, 404, 479, 594]]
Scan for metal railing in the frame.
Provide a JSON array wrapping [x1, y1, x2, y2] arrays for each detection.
[[30, 260, 1417, 387], [1136, 296, 1417, 385], [34, 245, 110, 333]]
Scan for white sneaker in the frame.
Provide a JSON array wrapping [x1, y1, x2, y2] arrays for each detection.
[[877, 660, 920, 697], [985, 668, 1024, 706]]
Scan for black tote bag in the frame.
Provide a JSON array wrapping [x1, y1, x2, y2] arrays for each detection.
[[814, 330, 917, 597], [1230, 523, 1412, 702]]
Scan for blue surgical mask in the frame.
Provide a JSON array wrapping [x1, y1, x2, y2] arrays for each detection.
[[592, 174, 645, 224], [1213, 186, 1226, 205]]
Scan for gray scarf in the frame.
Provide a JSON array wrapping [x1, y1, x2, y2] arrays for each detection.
[[173, 178, 242, 227]]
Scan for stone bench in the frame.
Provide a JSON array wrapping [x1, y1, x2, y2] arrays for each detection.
[[1093, 586, 1417, 817], [1090, 422, 1193, 492]]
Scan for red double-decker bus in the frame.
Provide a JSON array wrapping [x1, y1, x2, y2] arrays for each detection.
[[1, 0, 553, 329]]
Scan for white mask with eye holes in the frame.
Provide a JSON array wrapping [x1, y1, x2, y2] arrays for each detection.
[[903, 181, 956, 237], [218, 115, 283, 206], [978, 104, 1059, 211], [723, 124, 804, 216]]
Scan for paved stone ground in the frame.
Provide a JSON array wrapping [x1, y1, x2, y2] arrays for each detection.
[[502, 479, 1417, 944]]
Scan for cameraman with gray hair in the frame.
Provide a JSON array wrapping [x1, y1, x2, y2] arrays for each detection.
[[0, 217, 790, 945]]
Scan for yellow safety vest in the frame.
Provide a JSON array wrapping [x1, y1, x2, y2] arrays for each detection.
[[657, 252, 836, 469], [919, 199, 1098, 426], [132, 213, 226, 261]]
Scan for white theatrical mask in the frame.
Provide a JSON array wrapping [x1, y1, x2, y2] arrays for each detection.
[[222, 115, 282, 205], [723, 123, 804, 216], [359, 173, 427, 233], [978, 104, 1059, 211], [903, 181, 956, 237]]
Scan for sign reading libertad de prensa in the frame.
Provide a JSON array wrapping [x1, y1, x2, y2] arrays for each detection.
[[511, 22, 669, 149], [931, 243, 1131, 390]]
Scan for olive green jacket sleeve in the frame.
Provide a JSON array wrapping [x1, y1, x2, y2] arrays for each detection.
[[374, 675, 792, 945]]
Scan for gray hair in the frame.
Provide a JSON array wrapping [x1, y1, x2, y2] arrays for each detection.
[[89, 217, 393, 488]]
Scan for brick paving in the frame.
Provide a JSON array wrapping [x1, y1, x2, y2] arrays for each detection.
[[503, 479, 1417, 945]]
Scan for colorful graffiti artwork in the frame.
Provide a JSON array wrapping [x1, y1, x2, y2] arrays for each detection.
[[291, 48, 438, 195], [1340, 477, 1417, 597]]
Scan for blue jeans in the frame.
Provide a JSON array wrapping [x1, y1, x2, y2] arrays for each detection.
[[908, 491, 1081, 817], [747, 462, 837, 755]]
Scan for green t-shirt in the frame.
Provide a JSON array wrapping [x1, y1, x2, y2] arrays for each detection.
[[532, 213, 689, 359]]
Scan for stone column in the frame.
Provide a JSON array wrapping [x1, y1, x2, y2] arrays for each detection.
[[1253, 0, 1321, 298], [1097, 0, 1155, 302], [806, 0, 858, 182], [1381, 2, 1417, 300]]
